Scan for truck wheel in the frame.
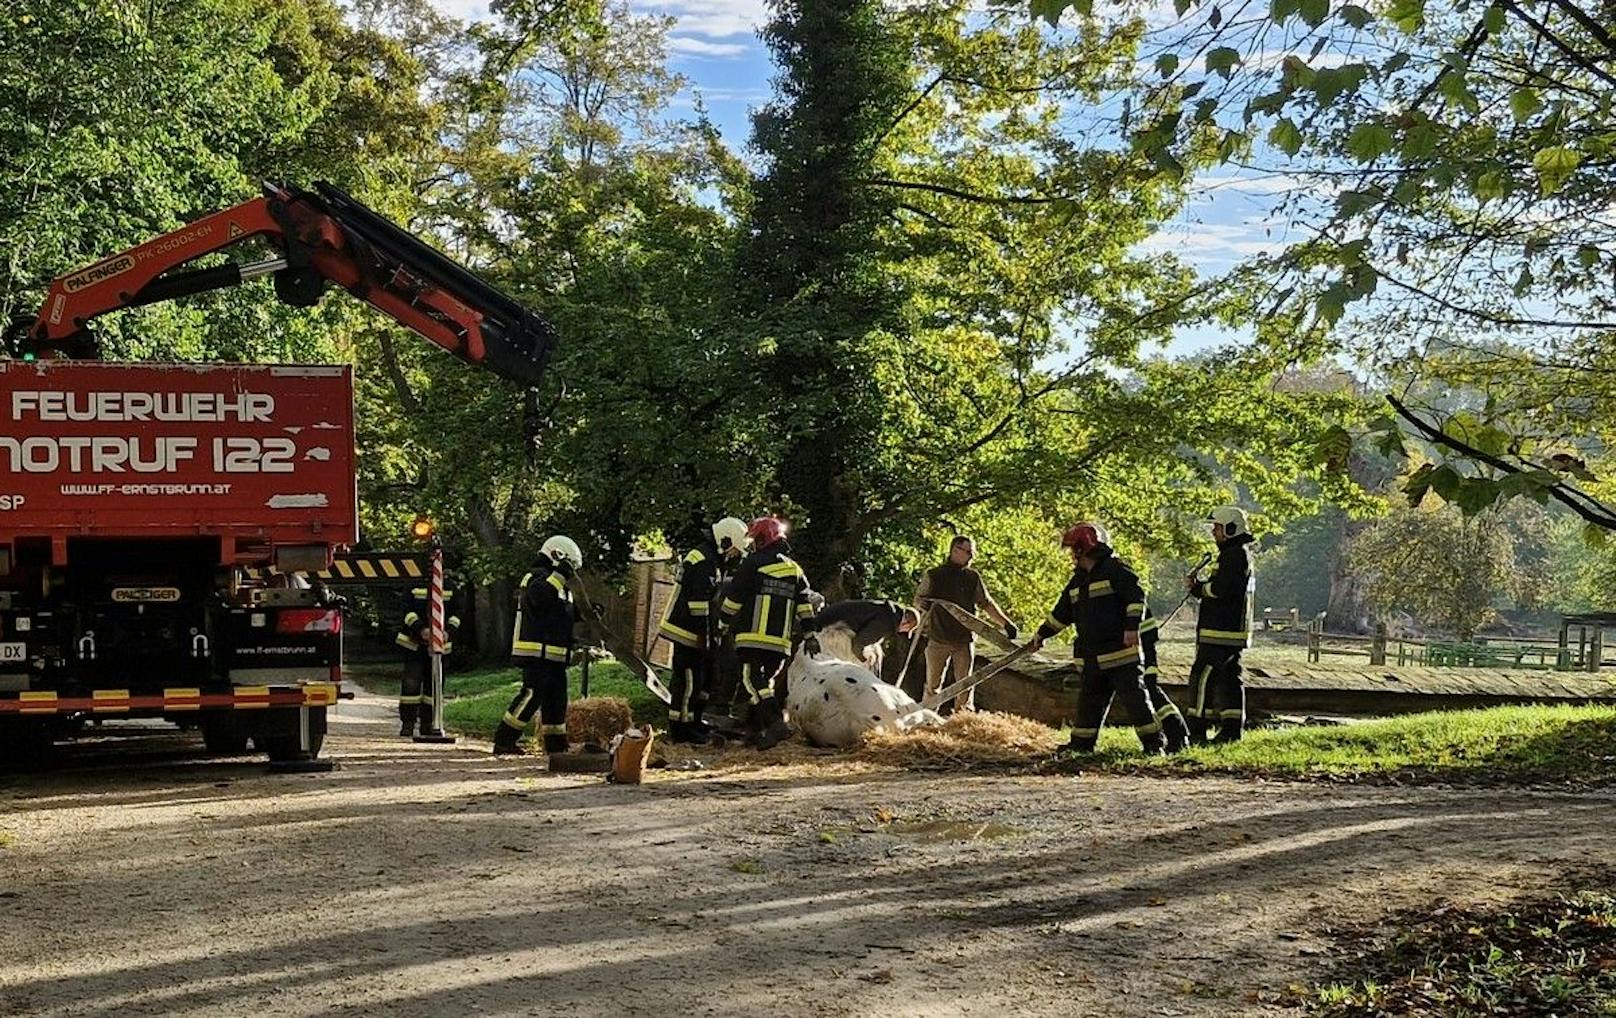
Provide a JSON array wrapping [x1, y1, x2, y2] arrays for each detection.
[[262, 731, 325, 763], [201, 718, 251, 756], [0, 719, 56, 766]]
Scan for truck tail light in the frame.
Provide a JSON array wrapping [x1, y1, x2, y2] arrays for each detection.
[[277, 609, 343, 635]]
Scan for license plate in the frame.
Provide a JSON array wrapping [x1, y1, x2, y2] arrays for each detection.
[[0, 642, 25, 664]]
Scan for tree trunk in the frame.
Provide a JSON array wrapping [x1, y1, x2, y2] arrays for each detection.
[[1326, 520, 1373, 634], [473, 577, 514, 666]]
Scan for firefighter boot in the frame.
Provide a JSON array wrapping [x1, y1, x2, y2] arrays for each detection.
[[542, 733, 570, 756], [398, 703, 419, 737], [756, 711, 792, 751], [1212, 715, 1245, 744], [1185, 716, 1211, 746], [492, 725, 525, 756]]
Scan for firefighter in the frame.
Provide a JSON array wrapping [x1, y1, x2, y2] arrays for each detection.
[[717, 516, 818, 750], [1184, 505, 1256, 744], [395, 582, 463, 736], [802, 599, 921, 675], [659, 516, 749, 745], [494, 536, 584, 756], [1028, 523, 1165, 755], [1138, 604, 1190, 754]]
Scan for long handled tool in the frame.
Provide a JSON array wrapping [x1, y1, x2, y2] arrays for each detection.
[[568, 575, 674, 705], [1154, 551, 1213, 630]]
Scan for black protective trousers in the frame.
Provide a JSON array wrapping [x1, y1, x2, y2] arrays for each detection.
[[398, 655, 429, 734], [734, 647, 788, 731], [668, 643, 711, 724], [1185, 644, 1246, 744], [1068, 660, 1165, 754], [1142, 666, 1191, 753], [494, 661, 570, 752]]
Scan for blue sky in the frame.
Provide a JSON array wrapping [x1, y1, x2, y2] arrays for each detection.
[[430, 0, 1289, 355]]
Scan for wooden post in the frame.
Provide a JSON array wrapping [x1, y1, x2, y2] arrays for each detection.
[[1590, 625, 1604, 673], [1370, 622, 1387, 666], [1557, 619, 1571, 671]]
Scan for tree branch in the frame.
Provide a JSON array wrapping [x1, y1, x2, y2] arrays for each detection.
[[1386, 394, 1616, 529], [856, 177, 1068, 205]]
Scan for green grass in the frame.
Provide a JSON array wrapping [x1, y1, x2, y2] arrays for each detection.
[[1082, 704, 1616, 785], [350, 660, 667, 741]]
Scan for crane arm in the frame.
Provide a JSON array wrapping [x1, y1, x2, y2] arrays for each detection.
[[18, 181, 553, 387]]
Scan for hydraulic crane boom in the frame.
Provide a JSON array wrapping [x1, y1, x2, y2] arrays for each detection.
[[14, 181, 554, 386]]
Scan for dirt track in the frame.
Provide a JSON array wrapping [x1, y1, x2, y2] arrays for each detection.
[[1, 689, 1611, 1017]]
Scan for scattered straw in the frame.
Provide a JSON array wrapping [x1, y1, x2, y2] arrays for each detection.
[[566, 696, 634, 747], [857, 711, 1062, 769]]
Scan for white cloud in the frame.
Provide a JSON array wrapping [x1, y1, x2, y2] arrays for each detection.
[[639, 0, 765, 38], [428, 0, 493, 22], [1133, 220, 1282, 262], [665, 36, 751, 57]]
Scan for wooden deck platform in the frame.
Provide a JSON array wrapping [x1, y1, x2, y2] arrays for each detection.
[[972, 646, 1616, 727]]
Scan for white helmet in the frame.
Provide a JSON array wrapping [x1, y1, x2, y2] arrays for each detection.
[[540, 535, 584, 571], [711, 516, 748, 554], [1207, 506, 1249, 537]]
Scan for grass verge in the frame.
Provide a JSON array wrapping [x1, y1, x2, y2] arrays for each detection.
[[1082, 704, 1616, 786], [350, 660, 667, 741], [1294, 872, 1616, 1016]]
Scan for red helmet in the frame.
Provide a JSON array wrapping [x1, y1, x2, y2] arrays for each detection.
[[1060, 522, 1109, 553], [747, 516, 787, 548]]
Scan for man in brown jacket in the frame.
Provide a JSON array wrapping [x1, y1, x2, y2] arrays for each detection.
[[913, 535, 1016, 711]]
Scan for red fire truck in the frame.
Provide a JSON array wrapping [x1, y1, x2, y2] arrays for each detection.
[[0, 181, 553, 764]]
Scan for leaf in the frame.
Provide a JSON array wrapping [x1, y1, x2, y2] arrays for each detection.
[[1373, 428, 1408, 460], [1509, 88, 1542, 122], [1205, 46, 1242, 79], [1577, 244, 1600, 268], [1345, 122, 1394, 162], [1336, 189, 1379, 216], [1269, 118, 1304, 156], [1030, 0, 1071, 25], [1483, 3, 1506, 32], [1426, 463, 1462, 502], [1175, 0, 1192, 14], [1399, 122, 1441, 161], [1209, 4, 1223, 29], [1473, 168, 1509, 201], [1156, 53, 1179, 78], [1451, 476, 1501, 516], [1404, 463, 1437, 506], [1532, 146, 1581, 196], [1270, 0, 1300, 19], [1338, 4, 1372, 27], [1437, 70, 1478, 112], [1385, 0, 1425, 32], [1298, 0, 1328, 26], [1582, 523, 1608, 549], [1513, 262, 1533, 296], [1313, 424, 1353, 470]]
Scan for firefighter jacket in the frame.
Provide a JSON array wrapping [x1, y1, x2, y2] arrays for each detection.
[[1034, 546, 1147, 669], [719, 541, 817, 654], [395, 587, 463, 657], [1192, 533, 1255, 648], [659, 541, 723, 649], [511, 563, 578, 665]]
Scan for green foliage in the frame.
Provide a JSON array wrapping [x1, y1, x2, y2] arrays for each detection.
[[1346, 499, 1552, 638]]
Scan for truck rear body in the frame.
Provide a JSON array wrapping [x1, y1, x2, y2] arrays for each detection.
[[0, 362, 356, 757]]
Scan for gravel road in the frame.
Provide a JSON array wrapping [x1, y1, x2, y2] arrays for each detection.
[[1, 688, 1610, 1017]]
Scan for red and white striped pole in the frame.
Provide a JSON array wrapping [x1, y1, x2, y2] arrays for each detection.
[[429, 548, 446, 655], [415, 545, 456, 743]]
